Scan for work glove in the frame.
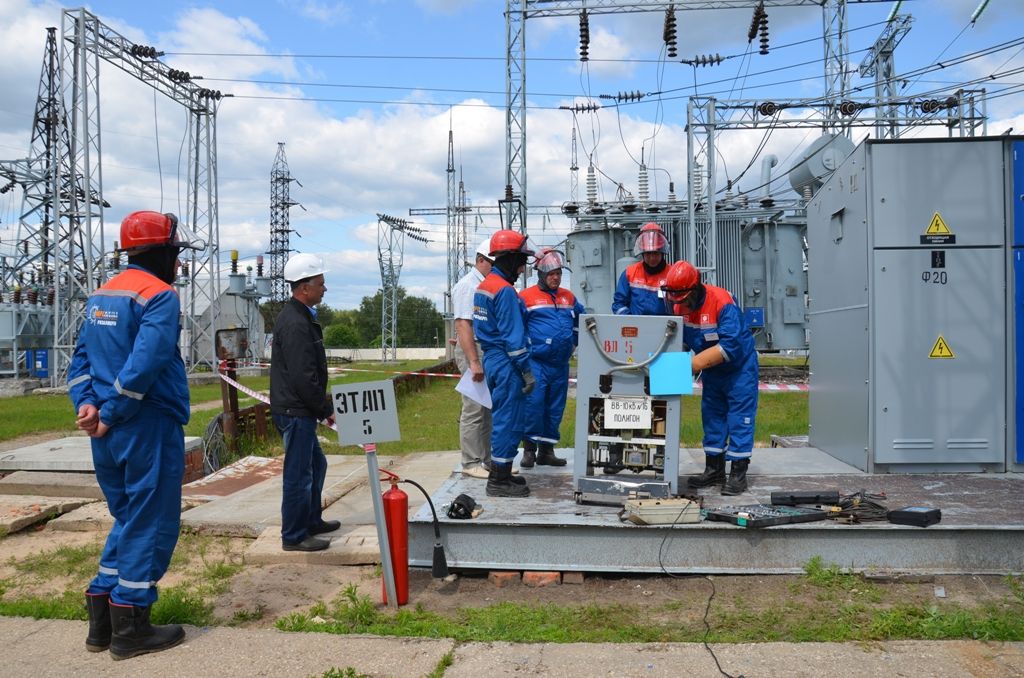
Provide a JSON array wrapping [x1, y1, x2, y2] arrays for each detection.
[[521, 369, 536, 395]]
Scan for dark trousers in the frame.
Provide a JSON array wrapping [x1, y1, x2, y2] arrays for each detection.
[[273, 414, 327, 544]]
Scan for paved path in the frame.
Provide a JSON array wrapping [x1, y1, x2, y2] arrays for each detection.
[[2, 618, 1022, 677]]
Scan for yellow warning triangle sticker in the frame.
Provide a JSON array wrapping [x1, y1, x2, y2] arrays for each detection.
[[929, 335, 955, 359], [925, 212, 952, 235]]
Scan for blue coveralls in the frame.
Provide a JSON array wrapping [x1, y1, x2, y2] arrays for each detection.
[[68, 265, 189, 607], [519, 284, 584, 445], [676, 285, 759, 461], [474, 271, 531, 465], [612, 261, 669, 315]]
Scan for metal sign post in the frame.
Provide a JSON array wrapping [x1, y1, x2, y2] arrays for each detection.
[[331, 380, 401, 609]]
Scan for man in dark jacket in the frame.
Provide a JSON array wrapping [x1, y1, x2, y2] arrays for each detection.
[[270, 253, 339, 551]]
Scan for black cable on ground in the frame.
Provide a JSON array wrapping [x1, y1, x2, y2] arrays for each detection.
[[401, 478, 449, 578], [826, 489, 889, 524], [654, 503, 744, 678]]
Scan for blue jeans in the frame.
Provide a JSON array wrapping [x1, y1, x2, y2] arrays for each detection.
[[273, 414, 328, 544]]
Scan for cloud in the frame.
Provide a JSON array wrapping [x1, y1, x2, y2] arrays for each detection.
[[286, 1, 351, 26]]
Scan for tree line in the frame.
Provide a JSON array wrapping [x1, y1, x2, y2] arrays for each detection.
[[260, 286, 444, 348]]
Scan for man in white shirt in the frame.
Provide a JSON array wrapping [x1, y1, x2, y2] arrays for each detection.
[[452, 240, 494, 478]]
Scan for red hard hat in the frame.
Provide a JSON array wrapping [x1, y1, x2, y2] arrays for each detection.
[[662, 260, 700, 302], [489, 229, 534, 258], [633, 222, 669, 256], [120, 211, 205, 254]]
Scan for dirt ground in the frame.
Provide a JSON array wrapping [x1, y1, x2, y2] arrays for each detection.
[[1, 525, 1017, 630]]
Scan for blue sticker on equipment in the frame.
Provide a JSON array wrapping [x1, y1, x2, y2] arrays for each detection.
[[649, 352, 693, 395], [744, 307, 765, 328]]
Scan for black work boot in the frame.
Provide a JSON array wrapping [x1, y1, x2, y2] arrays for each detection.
[[489, 460, 527, 485], [486, 463, 530, 498], [721, 459, 750, 496], [108, 600, 186, 660], [535, 443, 566, 467], [687, 454, 726, 488], [520, 440, 537, 468], [85, 592, 111, 652]]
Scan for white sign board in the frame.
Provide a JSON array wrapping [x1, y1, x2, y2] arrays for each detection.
[[332, 380, 401, 445], [603, 396, 652, 429]]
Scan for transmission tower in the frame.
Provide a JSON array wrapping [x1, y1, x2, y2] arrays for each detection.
[[11, 8, 225, 380], [376, 213, 428, 362], [0, 27, 75, 296], [445, 125, 457, 318], [268, 142, 300, 302]]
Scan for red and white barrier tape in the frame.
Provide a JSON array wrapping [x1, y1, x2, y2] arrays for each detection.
[[217, 371, 337, 431]]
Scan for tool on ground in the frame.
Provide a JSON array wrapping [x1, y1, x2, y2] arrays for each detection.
[[621, 497, 701, 525], [823, 489, 889, 523], [704, 504, 828, 528], [887, 506, 942, 527], [446, 493, 478, 520], [770, 490, 840, 506]]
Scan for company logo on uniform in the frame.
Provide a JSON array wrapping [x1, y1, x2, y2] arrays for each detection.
[[701, 314, 710, 323], [89, 306, 119, 327]]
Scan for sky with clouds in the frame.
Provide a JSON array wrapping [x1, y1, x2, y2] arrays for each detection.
[[0, 0, 1022, 310]]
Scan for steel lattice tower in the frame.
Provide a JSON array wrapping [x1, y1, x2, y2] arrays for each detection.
[[445, 126, 457, 316], [19, 8, 225, 379], [0, 27, 74, 294], [377, 213, 407, 363], [268, 142, 298, 303]]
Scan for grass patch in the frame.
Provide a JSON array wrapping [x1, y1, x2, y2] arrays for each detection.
[[317, 669, 370, 678], [426, 651, 454, 678], [150, 585, 214, 626], [0, 587, 86, 620], [0, 393, 78, 441], [274, 578, 1024, 644], [10, 542, 102, 581]]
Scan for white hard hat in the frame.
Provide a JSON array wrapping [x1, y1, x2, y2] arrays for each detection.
[[474, 239, 493, 262], [283, 253, 327, 283]]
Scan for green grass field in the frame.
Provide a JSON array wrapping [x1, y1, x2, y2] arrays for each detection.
[[2, 359, 808, 458]]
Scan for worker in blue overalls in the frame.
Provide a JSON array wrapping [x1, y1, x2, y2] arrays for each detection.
[[68, 211, 203, 659], [612, 222, 671, 316], [519, 248, 584, 468], [662, 260, 759, 495], [474, 229, 535, 497]]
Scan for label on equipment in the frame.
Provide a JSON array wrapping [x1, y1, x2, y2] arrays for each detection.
[[604, 396, 652, 429]]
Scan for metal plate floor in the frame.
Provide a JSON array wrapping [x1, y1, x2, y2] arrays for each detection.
[[409, 447, 1024, 575]]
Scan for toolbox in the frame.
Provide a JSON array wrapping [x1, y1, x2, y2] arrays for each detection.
[[887, 506, 942, 527], [622, 497, 701, 525], [704, 504, 828, 528]]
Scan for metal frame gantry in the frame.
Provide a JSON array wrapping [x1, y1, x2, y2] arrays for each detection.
[[504, 1, 895, 276], [2, 8, 224, 382]]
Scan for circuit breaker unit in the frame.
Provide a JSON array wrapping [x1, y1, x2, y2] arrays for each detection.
[[807, 137, 1022, 473], [573, 314, 685, 504]]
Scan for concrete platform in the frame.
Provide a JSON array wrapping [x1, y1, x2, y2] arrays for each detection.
[[182, 455, 283, 503], [0, 470, 103, 499], [0, 435, 203, 472], [179, 452, 459, 538], [0, 494, 97, 536], [246, 525, 380, 565], [410, 447, 1024, 575], [46, 500, 112, 532]]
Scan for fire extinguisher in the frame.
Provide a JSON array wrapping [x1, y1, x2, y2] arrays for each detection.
[[381, 477, 409, 605]]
